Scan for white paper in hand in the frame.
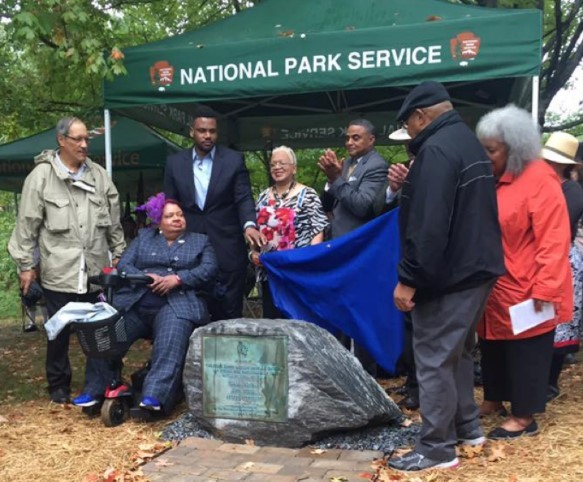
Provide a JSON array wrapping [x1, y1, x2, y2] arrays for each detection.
[[509, 299, 555, 335]]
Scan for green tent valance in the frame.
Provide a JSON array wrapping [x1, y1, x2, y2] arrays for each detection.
[[103, 0, 542, 149]]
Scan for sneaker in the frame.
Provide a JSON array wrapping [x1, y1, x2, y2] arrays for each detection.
[[458, 435, 486, 446], [388, 451, 459, 471], [72, 393, 99, 407], [139, 396, 161, 411]]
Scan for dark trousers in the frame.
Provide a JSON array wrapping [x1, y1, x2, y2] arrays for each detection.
[[402, 313, 418, 396], [336, 333, 378, 377], [413, 280, 494, 461], [261, 280, 284, 319], [549, 352, 565, 389], [43, 288, 99, 394], [206, 268, 246, 321], [480, 329, 555, 417]]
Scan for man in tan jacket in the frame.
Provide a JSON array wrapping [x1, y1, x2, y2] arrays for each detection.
[[9, 117, 125, 404]]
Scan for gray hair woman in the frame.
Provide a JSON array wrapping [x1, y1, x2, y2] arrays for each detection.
[[251, 145, 328, 319], [475, 105, 572, 440]]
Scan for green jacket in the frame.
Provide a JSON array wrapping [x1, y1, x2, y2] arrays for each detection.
[[9, 150, 126, 293]]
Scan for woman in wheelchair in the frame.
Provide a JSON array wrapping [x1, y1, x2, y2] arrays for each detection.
[[73, 199, 218, 413]]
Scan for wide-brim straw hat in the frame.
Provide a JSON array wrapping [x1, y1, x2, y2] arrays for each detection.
[[542, 131, 579, 165]]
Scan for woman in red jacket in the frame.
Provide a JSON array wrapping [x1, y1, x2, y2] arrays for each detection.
[[475, 105, 573, 440]]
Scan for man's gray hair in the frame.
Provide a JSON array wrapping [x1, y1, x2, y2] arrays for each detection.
[[56, 117, 83, 138], [348, 119, 376, 136], [476, 105, 541, 176]]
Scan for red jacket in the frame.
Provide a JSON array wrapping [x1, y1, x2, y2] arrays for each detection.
[[478, 160, 572, 340]]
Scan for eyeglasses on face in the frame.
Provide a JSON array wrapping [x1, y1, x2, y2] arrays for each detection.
[[64, 134, 90, 144], [270, 161, 293, 168]]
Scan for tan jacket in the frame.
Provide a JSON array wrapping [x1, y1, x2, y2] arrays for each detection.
[[9, 150, 126, 293]]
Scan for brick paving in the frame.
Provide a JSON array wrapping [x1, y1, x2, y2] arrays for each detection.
[[142, 437, 383, 482]]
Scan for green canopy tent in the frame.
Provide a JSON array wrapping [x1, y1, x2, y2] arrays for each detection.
[[103, 0, 542, 158], [0, 117, 180, 199]]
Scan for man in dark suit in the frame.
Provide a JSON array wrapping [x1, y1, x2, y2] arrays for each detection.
[[318, 119, 388, 377], [164, 108, 264, 321]]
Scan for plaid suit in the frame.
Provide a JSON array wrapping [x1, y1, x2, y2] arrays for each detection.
[[83, 228, 218, 411]]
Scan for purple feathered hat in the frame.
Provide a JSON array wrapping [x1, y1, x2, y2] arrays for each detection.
[[135, 192, 165, 225]]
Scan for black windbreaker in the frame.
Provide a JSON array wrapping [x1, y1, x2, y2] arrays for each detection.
[[398, 110, 505, 299]]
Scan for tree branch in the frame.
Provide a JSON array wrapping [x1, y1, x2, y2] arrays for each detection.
[[542, 115, 583, 132]]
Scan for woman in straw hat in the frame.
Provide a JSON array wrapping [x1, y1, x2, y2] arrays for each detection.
[[475, 105, 573, 440], [542, 132, 583, 401]]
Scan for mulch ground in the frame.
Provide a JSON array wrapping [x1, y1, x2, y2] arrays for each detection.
[[1, 327, 582, 481]]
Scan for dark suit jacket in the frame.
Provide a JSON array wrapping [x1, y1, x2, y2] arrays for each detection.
[[321, 149, 388, 238], [114, 229, 218, 322], [164, 145, 256, 272]]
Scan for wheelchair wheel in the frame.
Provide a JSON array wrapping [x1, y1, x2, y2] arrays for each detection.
[[101, 398, 129, 427]]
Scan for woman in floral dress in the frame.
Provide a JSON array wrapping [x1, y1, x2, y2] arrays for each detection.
[[250, 146, 328, 318]]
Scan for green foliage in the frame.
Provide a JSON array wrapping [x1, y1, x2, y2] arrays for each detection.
[[0, 192, 20, 319]]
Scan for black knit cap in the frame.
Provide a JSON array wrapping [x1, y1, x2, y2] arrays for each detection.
[[397, 81, 451, 122]]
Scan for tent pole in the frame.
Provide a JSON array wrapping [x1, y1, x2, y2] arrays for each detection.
[[104, 109, 113, 177], [531, 75, 539, 124]]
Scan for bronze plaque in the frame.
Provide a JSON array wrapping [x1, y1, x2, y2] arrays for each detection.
[[202, 335, 289, 422]]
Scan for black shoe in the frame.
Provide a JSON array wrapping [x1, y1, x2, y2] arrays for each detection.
[[488, 421, 538, 440], [398, 395, 420, 410], [50, 387, 70, 404], [389, 384, 409, 396], [564, 353, 578, 365]]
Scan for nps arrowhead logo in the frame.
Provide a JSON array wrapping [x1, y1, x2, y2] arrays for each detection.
[[450, 32, 481, 67], [150, 61, 175, 91]]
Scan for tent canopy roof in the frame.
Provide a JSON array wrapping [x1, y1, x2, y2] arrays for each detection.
[[104, 0, 542, 149]]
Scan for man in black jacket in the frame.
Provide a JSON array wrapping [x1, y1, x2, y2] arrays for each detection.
[[388, 82, 505, 472]]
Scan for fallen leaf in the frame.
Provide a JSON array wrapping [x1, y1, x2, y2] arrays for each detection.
[[245, 439, 255, 446], [278, 30, 295, 37], [311, 448, 327, 455], [329, 477, 348, 482], [358, 472, 375, 480], [426, 15, 442, 21], [0, 415, 8, 423], [138, 443, 156, 451], [458, 443, 484, 459], [154, 458, 173, 467], [240, 461, 255, 470], [400, 418, 413, 427], [487, 443, 507, 462]]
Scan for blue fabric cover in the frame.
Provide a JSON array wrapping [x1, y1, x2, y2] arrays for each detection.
[[261, 208, 404, 373]]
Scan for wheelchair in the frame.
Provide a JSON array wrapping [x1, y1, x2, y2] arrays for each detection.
[[71, 269, 158, 427]]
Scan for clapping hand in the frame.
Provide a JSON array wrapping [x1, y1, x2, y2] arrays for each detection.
[[318, 149, 343, 183], [387, 163, 410, 193]]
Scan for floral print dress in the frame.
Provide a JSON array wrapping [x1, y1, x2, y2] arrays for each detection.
[[255, 185, 328, 281]]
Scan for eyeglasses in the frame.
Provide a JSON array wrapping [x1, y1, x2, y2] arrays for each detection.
[[270, 161, 293, 168], [64, 134, 90, 144]]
